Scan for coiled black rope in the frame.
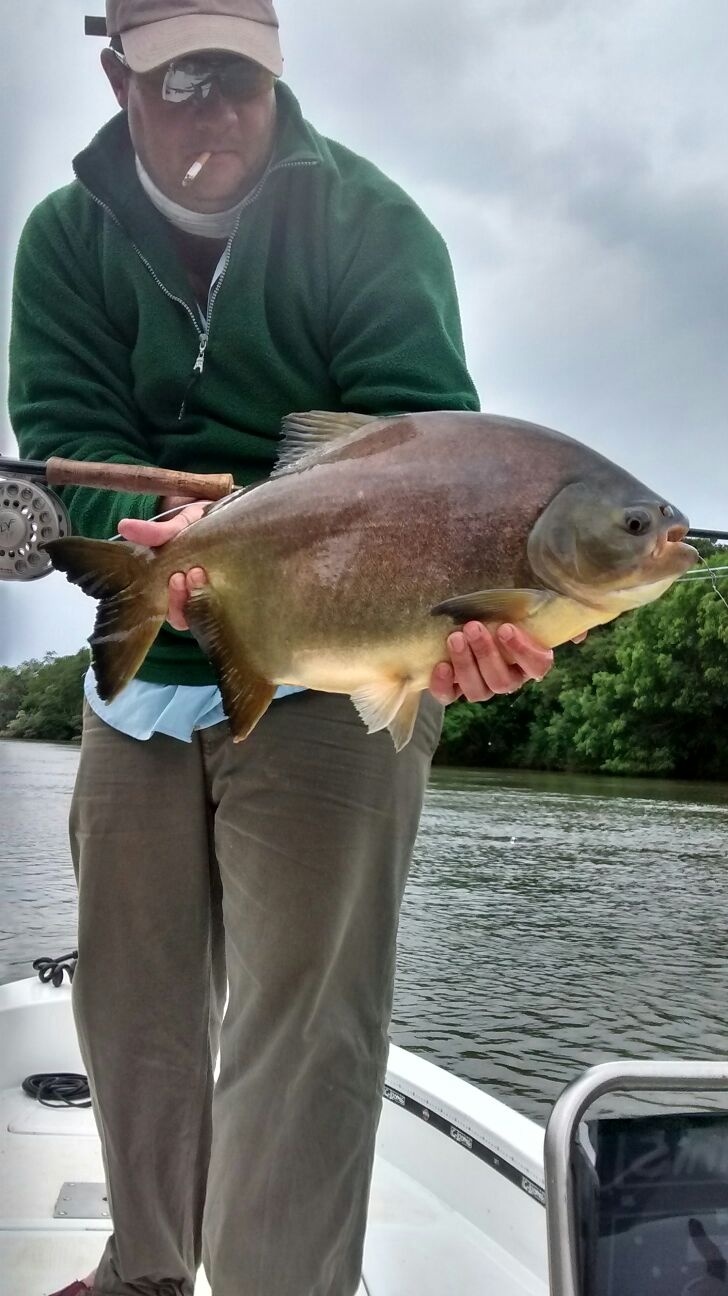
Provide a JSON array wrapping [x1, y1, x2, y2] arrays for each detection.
[[21, 1072, 91, 1108], [33, 950, 78, 986], [24, 951, 89, 1107]]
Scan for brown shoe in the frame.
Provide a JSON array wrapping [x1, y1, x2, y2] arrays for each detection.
[[47, 1282, 93, 1296]]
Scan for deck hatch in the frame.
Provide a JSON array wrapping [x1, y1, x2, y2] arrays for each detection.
[[53, 1181, 109, 1219]]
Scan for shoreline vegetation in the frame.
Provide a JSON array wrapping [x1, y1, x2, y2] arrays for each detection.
[[3, 544, 727, 778]]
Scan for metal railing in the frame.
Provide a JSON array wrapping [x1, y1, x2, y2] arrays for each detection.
[[544, 1059, 728, 1296]]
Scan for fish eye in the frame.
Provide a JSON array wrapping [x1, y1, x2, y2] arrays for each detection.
[[623, 508, 653, 536]]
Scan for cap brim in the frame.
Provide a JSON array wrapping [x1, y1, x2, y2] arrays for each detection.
[[121, 14, 283, 76]]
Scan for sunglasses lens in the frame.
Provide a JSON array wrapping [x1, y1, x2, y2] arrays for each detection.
[[219, 63, 272, 100], [162, 64, 213, 102], [161, 58, 272, 104]]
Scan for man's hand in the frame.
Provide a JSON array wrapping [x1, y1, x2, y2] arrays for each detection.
[[429, 621, 555, 705], [117, 495, 207, 631]]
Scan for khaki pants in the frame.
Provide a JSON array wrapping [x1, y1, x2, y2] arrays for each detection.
[[70, 690, 442, 1296]]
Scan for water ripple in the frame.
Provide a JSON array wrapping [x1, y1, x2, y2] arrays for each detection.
[[392, 768, 728, 1121], [3, 743, 728, 1124]]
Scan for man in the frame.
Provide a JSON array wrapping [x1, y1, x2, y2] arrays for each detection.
[[9, 2, 555, 1293]]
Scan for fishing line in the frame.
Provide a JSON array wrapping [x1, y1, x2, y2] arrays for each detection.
[[107, 501, 197, 541], [676, 575, 728, 582], [685, 556, 728, 612], [676, 566, 728, 581]]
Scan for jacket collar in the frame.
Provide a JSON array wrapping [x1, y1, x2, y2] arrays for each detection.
[[72, 81, 324, 248]]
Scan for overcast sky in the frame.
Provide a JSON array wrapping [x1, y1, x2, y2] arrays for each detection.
[[3, 0, 728, 666]]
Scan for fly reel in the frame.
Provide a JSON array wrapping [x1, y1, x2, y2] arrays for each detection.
[[0, 454, 235, 581], [0, 477, 70, 581]]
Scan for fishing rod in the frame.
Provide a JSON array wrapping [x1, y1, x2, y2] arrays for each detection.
[[685, 528, 728, 542], [0, 453, 233, 581], [1, 450, 725, 582]]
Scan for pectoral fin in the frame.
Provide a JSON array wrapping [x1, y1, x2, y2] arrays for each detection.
[[185, 585, 275, 742], [431, 588, 553, 625]]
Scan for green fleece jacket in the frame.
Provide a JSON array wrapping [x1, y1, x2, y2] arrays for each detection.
[[9, 82, 479, 685]]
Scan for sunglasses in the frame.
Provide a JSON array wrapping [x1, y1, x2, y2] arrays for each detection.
[[113, 49, 274, 105]]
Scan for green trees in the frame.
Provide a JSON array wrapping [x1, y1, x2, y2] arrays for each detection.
[[0, 649, 89, 742], [557, 570, 728, 777], [438, 552, 728, 779]]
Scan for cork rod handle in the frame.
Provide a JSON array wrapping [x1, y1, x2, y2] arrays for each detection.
[[45, 457, 234, 501]]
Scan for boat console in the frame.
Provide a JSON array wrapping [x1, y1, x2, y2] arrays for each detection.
[[544, 1062, 728, 1296]]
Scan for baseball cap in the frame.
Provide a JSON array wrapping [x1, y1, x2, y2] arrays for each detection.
[[104, 0, 283, 76]]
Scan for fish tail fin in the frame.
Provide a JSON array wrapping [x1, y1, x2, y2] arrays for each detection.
[[44, 537, 166, 701]]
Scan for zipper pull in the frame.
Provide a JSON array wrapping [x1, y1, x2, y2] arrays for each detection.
[[179, 332, 208, 420], [193, 333, 208, 375]]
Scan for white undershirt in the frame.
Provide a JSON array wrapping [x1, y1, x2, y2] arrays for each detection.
[[135, 155, 246, 240]]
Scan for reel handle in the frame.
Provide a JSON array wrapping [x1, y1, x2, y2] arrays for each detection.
[[45, 457, 234, 501]]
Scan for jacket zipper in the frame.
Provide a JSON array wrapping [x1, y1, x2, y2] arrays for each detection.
[[199, 158, 319, 357], [193, 333, 208, 374], [78, 157, 318, 418], [179, 157, 318, 417]]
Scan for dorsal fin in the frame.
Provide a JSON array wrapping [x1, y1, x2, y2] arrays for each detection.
[[273, 410, 382, 476]]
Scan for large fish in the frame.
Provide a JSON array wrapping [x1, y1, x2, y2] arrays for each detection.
[[46, 411, 697, 749]]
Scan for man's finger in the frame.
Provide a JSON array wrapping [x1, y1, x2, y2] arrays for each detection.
[[167, 567, 208, 631], [186, 567, 207, 594], [428, 661, 462, 705], [449, 625, 500, 701], [496, 625, 554, 682], [117, 500, 206, 548], [118, 515, 184, 547], [167, 572, 189, 631]]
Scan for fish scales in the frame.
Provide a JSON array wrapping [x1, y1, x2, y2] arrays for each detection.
[[45, 411, 697, 750]]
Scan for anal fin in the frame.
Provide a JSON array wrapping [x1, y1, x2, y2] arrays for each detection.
[[387, 691, 422, 752], [351, 679, 408, 733], [351, 678, 422, 750], [186, 585, 275, 742]]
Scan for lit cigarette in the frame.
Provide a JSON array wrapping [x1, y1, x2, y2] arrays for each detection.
[[182, 151, 212, 187]]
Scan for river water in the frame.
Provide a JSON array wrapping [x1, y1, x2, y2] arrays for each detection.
[[2, 738, 727, 1122]]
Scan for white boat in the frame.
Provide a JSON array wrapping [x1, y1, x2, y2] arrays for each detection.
[[5, 971, 728, 1296], [0, 974, 548, 1296]]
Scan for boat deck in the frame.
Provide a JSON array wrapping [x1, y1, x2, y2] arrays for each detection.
[[0, 1084, 546, 1296], [1, 979, 548, 1295]]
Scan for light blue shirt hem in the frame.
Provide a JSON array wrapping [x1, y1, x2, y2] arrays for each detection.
[[84, 670, 304, 742]]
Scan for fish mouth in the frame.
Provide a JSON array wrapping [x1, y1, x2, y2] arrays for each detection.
[[650, 523, 698, 572]]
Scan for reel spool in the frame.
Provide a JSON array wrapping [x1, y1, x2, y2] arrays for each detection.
[[0, 477, 70, 581], [0, 455, 234, 582]]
